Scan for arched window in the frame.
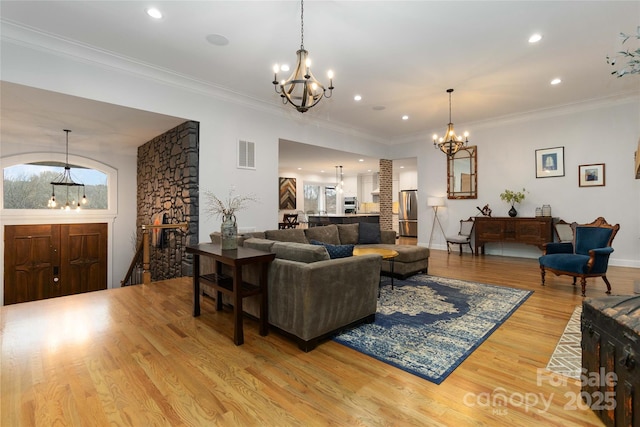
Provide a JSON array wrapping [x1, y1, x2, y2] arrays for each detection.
[[1, 153, 117, 216]]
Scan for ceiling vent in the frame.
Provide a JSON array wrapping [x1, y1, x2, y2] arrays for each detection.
[[237, 139, 255, 169]]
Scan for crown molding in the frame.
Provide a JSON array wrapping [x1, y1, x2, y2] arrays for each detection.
[[393, 91, 640, 146]]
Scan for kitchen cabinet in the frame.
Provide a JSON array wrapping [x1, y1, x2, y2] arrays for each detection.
[[358, 173, 378, 203]]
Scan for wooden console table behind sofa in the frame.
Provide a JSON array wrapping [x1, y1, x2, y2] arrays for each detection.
[[474, 216, 553, 255]]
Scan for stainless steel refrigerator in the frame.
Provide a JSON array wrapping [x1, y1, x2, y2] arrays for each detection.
[[399, 190, 418, 237]]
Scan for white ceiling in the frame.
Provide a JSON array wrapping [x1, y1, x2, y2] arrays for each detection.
[[1, 1, 638, 173], [0, 82, 188, 156]]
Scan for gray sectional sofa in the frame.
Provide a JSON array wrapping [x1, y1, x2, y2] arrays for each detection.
[[203, 223, 429, 350], [213, 222, 430, 279]]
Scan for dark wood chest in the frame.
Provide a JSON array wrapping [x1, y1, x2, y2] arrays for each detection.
[[473, 216, 552, 254], [582, 296, 640, 427]]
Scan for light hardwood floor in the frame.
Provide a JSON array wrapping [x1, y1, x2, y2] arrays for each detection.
[[2, 249, 637, 426]]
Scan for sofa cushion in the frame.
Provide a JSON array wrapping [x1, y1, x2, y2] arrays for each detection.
[[380, 229, 397, 244], [265, 228, 308, 244], [272, 241, 330, 263], [243, 231, 267, 239], [305, 224, 341, 245], [310, 240, 354, 259], [243, 238, 276, 252], [210, 231, 265, 246], [358, 222, 381, 244], [539, 253, 592, 274], [337, 223, 359, 245], [357, 243, 429, 263]]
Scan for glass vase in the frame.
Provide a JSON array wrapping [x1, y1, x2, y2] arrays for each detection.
[[221, 213, 237, 250]]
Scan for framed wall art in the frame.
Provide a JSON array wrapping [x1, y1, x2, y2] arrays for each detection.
[[279, 177, 296, 209], [579, 163, 605, 187], [535, 146, 565, 178]]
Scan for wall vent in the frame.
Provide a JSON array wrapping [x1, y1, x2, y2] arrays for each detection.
[[237, 140, 256, 169]]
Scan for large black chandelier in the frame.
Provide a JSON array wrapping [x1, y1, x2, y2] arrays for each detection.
[[48, 129, 88, 211], [272, 0, 334, 113], [433, 89, 470, 157]]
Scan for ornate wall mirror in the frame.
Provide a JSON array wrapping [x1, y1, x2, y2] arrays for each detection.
[[447, 145, 477, 199]]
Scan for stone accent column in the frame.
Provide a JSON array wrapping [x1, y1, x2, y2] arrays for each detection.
[[379, 159, 393, 232], [137, 121, 199, 280]]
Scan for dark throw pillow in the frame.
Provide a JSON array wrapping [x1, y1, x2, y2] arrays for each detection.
[[337, 223, 359, 245], [309, 240, 354, 259], [358, 222, 381, 244]]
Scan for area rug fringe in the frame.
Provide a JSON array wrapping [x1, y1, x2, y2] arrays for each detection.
[[333, 274, 532, 384]]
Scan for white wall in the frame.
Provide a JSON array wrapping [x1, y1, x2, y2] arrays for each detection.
[[0, 30, 389, 303], [393, 97, 640, 267], [1, 24, 638, 309]]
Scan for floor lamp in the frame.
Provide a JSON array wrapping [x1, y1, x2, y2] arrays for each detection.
[[427, 197, 446, 249]]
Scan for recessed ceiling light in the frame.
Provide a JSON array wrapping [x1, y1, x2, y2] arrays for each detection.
[[550, 78, 562, 85], [281, 64, 290, 72], [354, 95, 362, 101], [297, 167, 302, 170], [359, 159, 364, 162], [400, 166, 405, 169], [146, 8, 163, 19], [206, 34, 229, 46], [529, 33, 542, 43], [402, 115, 409, 120]]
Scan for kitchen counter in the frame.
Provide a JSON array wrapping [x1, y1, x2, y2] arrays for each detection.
[[308, 214, 379, 227]]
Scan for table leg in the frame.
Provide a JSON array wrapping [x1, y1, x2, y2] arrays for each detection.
[[391, 258, 395, 290], [193, 254, 200, 317], [233, 265, 244, 345], [259, 262, 269, 337], [215, 260, 223, 311]]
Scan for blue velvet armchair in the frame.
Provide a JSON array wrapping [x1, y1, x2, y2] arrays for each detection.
[[539, 217, 619, 297]]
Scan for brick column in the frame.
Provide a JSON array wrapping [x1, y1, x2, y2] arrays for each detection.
[[379, 159, 393, 231]]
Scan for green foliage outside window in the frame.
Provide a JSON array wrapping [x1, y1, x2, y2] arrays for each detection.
[[3, 164, 108, 209]]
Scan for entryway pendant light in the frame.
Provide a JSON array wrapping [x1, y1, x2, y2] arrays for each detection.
[[272, 0, 334, 113], [433, 89, 469, 157], [48, 129, 88, 211], [335, 165, 343, 193]]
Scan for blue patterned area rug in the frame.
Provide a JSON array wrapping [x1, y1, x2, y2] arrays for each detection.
[[333, 275, 532, 384]]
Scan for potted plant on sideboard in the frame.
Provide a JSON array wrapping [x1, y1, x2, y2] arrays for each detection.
[[499, 188, 527, 217]]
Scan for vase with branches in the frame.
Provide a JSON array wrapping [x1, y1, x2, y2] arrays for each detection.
[[204, 189, 258, 249]]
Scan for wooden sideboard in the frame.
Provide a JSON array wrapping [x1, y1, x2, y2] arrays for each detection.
[[474, 217, 553, 255]]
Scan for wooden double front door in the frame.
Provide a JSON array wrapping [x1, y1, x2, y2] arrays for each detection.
[[4, 223, 107, 305]]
